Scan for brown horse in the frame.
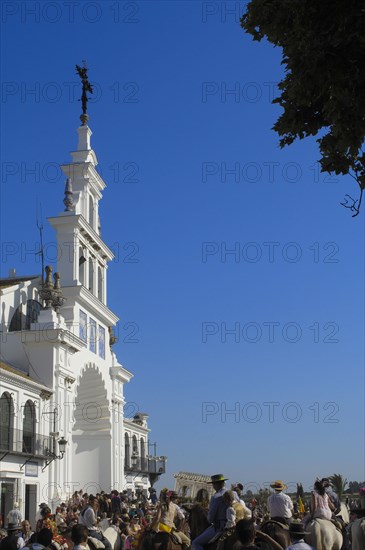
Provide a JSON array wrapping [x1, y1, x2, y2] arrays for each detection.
[[187, 504, 283, 550], [138, 528, 182, 550], [257, 520, 291, 550], [138, 516, 191, 550]]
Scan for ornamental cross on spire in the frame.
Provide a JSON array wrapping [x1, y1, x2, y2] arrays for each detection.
[[76, 61, 93, 124]]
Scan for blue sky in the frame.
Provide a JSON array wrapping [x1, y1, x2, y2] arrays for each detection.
[[1, 1, 364, 492]]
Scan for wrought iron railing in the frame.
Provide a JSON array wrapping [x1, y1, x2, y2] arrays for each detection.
[[124, 455, 166, 474], [0, 427, 52, 457]]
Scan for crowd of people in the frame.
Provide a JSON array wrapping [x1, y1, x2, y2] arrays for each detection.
[[0, 477, 363, 550], [0, 489, 158, 550]]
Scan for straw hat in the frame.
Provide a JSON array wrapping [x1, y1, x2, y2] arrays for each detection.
[[270, 480, 287, 491]]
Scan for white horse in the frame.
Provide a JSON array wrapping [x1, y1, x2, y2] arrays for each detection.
[[87, 526, 121, 550], [305, 518, 342, 550], [104, 526, 122, 550], [349, 517, 365, 550], [337, 502, 349, 524]]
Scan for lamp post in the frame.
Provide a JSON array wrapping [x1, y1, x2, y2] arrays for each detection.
[[131, 450, 139, 469], [42, 409, 67, 471], [42, 435, 67, 471]]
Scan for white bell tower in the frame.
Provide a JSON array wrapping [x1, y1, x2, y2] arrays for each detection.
[[48, 122, 114, 305]]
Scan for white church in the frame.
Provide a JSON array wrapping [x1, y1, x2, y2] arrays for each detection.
[[0, 109, 166, 524]]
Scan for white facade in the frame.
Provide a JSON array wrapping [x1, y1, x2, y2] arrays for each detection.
[[0, 121, 166, 526], [174, 472, 214, 499]]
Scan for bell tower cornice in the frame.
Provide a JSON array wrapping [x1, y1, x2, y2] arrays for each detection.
[[60, 161, 106, 196], [48, 214, 114, 262]]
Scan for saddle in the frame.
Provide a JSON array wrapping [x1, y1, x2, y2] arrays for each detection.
[[88, 537, 106, 549], [261, 520, 289, 530], [330, 518, 345, 532]]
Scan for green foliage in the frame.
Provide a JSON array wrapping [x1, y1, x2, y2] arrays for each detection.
[[329, 473, 348, 499], [347, 481, 359, 494], [241, 0, 365, 214]]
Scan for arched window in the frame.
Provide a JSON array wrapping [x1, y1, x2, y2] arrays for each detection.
[[124, 433, 130, 468], [79, 248, 86, 285], [22, 400, 36, 454], [132, 435, 140, 469], [140, 439, 146, 471], [9, 304, 23, 332], [88, 257, 94, 293], [97, 266, 103, 302], [0, 392, 14, 451]]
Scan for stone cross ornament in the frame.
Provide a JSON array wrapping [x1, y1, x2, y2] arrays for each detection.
[[76, 61, 93, 124]]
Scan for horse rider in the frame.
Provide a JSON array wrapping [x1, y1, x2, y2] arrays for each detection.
[[232, 484, 252, 520], [78, 495, 112, 550], [320, 478, 341, 514], [267, 480, 293, 526], [168, 491, 191, 549], [192, 474, 229, 550]]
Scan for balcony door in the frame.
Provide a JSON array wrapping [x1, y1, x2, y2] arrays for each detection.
[[0, 392, 14, 451], [23, 400, 36, 454]]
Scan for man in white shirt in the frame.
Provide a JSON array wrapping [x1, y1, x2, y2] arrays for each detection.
[[7, 504, 22, 526], [267, 480, 293, 525], [78, 495, 112, 550], [168, 491, 191, 549]]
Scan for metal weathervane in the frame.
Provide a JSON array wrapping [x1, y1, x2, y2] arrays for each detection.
[[76, 60, 93, 124]]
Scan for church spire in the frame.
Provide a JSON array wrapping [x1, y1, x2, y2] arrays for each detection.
[[49, 64, 113, 298]]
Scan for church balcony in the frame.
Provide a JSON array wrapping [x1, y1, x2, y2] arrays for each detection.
[[0, 427, 52, 459], [124, 455, 167, 479]]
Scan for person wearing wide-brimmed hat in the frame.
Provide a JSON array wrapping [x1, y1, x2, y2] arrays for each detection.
[[192, 474, 229, 550], [267, 480, 293, 526], [1, 523, 24, 550], [285, 522, 314, 550]]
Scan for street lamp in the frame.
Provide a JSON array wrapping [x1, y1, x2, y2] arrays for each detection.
[[131, 450, 139, 468], [42, 436, 68, 471], [57, 436, 67, 457], [41, 408, 68, 471]]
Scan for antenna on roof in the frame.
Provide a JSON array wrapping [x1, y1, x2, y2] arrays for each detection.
[[36, 199, 45, 285]]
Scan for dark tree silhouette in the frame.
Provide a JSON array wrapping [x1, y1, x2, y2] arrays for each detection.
[[241, 0, 365, 216]]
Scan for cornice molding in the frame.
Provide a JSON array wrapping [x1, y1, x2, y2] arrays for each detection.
[[61, 285, 119, 326], [0, 369, 53, 395], [48, 214, 114, 262]]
